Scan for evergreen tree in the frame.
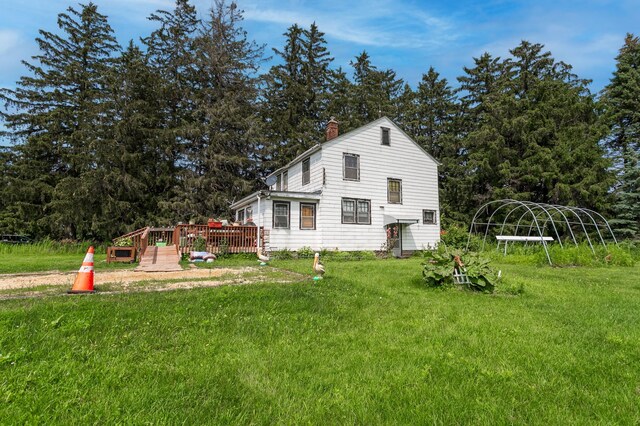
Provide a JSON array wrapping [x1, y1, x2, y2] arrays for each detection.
[[349, 51, 403, 127], [609, 147, 640, 239], [0, 3, 119, 239], [261, 23, 333, 168], [453, 43, 612, 222], [169, 0, 264, 221], [602, 33, 640, 239]]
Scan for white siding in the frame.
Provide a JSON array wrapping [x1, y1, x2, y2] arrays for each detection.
[[238, 118, 440, 252], [270, 151, 323, 192], [318, 118, 440, 251], [266, 198, 322, 250]]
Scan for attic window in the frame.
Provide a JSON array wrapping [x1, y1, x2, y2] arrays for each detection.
[[381, 127, 390, 146]]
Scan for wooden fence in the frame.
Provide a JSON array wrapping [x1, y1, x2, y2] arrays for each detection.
[[114, 225, 264, 259], [172, 224, 264, 257]]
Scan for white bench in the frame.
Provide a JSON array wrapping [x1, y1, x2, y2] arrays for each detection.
[[496, 235, 553, 255], [496, 236, 554, 242]]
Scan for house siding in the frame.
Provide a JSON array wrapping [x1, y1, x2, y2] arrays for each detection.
[[235, 117, 440, 252], [271, 151, 323, 193], [318, 118, 440, 251]]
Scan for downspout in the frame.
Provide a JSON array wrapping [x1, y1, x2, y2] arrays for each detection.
[[257, 193, 261, 252]]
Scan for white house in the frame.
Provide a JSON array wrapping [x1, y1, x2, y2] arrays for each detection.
[[230, 117, 441, 256]]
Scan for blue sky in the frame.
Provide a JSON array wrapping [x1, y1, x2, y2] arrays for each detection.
[[0, 0, 637, 99]]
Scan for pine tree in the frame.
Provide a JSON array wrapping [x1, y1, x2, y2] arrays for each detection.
[[169, 0, 264, 221], [349, 51, 403, 127], [609, 147, 640, 239], [261, 23, 333, 168], [602, 34, 640, 239], [0, 3, 119, 239]]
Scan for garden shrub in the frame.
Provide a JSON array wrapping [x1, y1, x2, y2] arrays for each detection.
[[193, 236, 207, 252], [422, 247, 498, 293]]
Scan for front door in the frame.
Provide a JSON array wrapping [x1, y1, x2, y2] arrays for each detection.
[[387, 224, 402, 258]]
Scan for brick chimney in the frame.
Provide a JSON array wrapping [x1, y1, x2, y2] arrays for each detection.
[[326, 117, 339, 141]]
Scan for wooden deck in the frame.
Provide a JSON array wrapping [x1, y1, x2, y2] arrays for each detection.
[[135, 246, 182, 272]]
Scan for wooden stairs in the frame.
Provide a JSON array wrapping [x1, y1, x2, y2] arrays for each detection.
[[135, 245, 183, 272]]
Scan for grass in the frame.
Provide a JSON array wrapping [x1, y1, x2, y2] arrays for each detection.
[[0, 242, 137, 274], [1, 258, 640, 423]]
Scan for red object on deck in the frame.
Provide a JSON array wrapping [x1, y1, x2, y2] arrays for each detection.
[[208, 221, 223, 228]]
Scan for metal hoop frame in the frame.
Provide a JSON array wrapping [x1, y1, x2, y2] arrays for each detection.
[[466, 199, 617, 265]]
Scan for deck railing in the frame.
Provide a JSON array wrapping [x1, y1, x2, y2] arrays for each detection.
[[173, 224, 264, 257]]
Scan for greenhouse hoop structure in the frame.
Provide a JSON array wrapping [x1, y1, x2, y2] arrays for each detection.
[[466, 199, 617, 265]]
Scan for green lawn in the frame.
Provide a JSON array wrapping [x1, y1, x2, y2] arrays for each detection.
[[0, 252, 137, 274], [1, 258, 639, 424]]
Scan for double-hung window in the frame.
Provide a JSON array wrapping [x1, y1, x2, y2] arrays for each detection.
[[381, 127, 390, 145], [300, 203, 316, 230], [282, 171, 288, 191], [237, 208, 245, 223], [343, 153, 360, 181], [387, 178, 402, 204], [302, 158, 310, 186], [423, 209, 437, 224], [273, 201, 290, 228], [276, 174, 282, 191], [342, 198, 370, 224]]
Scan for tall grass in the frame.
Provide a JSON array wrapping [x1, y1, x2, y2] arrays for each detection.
[[485, 242, 636, 267], [0, 239, 105, 256]]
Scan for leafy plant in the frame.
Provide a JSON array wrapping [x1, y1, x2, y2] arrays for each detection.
[[218, 239, 230, 258], [193, 236, 207, 252], [114, 237, 133, 247], [422, 248, 498, 292], [297, 246, 314, 258]]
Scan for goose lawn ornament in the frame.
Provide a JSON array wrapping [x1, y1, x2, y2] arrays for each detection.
[[313, 252, 325, 280], [257, 249, 269, 266]]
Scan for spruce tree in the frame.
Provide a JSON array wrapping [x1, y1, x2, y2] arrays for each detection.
[[261, 22, 333, 168], [0, 3, 119, 239], [602, 33, 640, 239], [170, 0, 264, 221]]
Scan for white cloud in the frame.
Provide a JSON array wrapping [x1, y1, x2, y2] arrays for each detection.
[[241, 0, 458, 50]]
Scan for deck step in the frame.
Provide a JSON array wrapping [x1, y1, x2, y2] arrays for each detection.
[[135, 246, 183, 272]]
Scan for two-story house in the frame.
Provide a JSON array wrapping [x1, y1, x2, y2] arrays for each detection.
[[230, 117, 440, 256]]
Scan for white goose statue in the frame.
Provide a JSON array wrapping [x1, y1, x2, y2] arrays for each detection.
[[313, 252, 325, 280], [257, 248, 269, 266]]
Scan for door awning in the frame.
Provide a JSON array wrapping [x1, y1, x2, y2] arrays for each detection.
[[383, 215, 420, 226]]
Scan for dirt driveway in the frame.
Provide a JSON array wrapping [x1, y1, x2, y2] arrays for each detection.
[[0, 266, 307, 300]]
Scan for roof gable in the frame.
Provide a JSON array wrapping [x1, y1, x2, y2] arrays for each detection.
[[266, 117, 440, 179]]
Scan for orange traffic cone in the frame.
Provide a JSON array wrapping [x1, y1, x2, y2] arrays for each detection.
[[68, 246, 96, 294]]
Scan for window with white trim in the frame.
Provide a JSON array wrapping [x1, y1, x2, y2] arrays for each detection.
[[273, 201, 290, 228], [300, 203, 316, 230], [302, 158, 310, 185], [387, 178, 402, 204], [237, 208, 245, 223], [343, 153, 360, 181], [276, 174, 282, 191], [423, 209, 436, 224], [282, 171, 288, 191], [342, 198, 370, 224]]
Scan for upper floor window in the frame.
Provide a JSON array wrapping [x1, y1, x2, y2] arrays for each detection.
[[343, 153, 360, 181], [273, 201, 290, 228], [302, 158, 310, 186], [381, 127, 390, 146], [282, 171, 288, 191], [276, 173, 282, 191], [423, 209, 437, 224], [342, 198, 370, 224], [387, 178, 402, 204]]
